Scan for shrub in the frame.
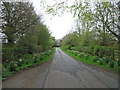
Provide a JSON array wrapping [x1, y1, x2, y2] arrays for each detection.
[[9, 63, 17, 72], [16, 59, 24, 67], [3, 62, 8, 68], [93, 56, 99, 62], [118, 60, 120, 66], [79, 53, 84, 57], [84, 46, 115, 60], [71, 51, 74, 54], [40, 57, 43, 60], [33, 55, 38, 63], [103, 58, 110, 64], [109, 61, 114, 68], [74, 53, 77, 56], [99, 60, 104, 65], [2, 47, 15, 62], [70, 47, 76, 50], [2, 64, 6, 73], [2, 66, 12, 79], [72, 51, 78, 56], [85, 55, 89, 60], [79, 55, 81, 58], [45, 52, 49, 56], [17, 61, 22, 67], [24, 59, 29, 64], [88, 46, 94, 54], [23, 54, 33, 59], [33, 60, 38, 63]]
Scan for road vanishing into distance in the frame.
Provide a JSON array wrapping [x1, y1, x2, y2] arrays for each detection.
[[3, 48, 118, 88]]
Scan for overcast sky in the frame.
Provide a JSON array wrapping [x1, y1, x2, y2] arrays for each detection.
[[30, 0, 75, 40]]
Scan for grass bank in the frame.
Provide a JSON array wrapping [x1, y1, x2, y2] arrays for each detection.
[[2, 48, 55, 80], [61, 47, 119, 73]]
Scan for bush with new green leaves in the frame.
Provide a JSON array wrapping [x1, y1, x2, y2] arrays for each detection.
[[118, 60, 120, 66], [99, 59, 104, 65], [33, 56, 38, 63], [9, 62, 17, 72], [85, 55, 89, 60], [108, 61, 114, 68], [103, 58, 111, 64], [79, 53, 84, 58], [16, 61, 22, 67], [34, 60, 38, 63], [93, 56, 99, 62], [2, 48, 55, 80], [2, 47, 15, 62], [40, 57, 43, 60], [81, 46, 116, 60]]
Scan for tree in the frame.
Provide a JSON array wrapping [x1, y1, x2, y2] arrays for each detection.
[[1, 2, 54, 62], [61, 31, 80, 49], [94, 2, 119, 45], [1, 2, 39, 45], [42, 1, 119, 46], [37, 24, 53, 52]]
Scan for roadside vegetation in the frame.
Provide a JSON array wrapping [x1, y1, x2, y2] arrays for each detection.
[[61, 47, 119, 73], [59, 1, 119, 73], [1, 1, 120, 81], [1, 2, 56, 80], [43, 1, 120, 73], [2, 48, 55, 80]]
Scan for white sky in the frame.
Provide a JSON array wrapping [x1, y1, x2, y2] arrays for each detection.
[[30, 0, 75, 40]]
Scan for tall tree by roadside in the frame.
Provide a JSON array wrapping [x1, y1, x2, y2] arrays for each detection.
[[1, 2, 55, 62], [41, 1, 119, 47], [1, 2, 39, 45]]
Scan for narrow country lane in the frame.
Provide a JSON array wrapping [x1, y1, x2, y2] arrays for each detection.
[[3, 48, 118, 88]]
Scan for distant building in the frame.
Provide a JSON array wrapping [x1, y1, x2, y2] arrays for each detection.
[[56, 39, 61, 46]]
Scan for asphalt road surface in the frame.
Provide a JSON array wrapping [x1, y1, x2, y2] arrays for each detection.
[[3, 48, 118, 88]]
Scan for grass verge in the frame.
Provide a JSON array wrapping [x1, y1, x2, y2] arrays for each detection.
[[60, 47, 119, 74]]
